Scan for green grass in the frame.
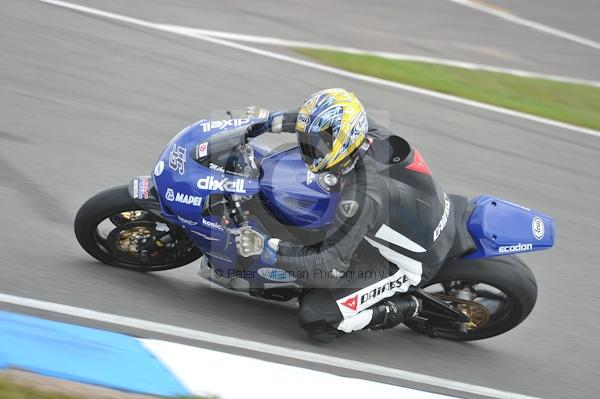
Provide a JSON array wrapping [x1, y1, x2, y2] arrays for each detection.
[[296, 48, 600, 131], [0, 377, 71, 399], [0, 376, 209, 399]]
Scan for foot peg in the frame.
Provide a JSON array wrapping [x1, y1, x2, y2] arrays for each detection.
[[369, 295, 422, 331]]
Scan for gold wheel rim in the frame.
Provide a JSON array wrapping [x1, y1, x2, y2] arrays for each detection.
[[116, 226, 152, 255], [118, 211, 145, 221], [435, 294, 491, 330]]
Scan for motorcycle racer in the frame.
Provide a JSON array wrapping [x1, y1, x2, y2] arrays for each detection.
[[236, 88, 456, 342]]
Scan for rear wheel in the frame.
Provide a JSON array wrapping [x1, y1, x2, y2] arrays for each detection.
[[74, 186, 201, 271], [405, 255, 537, 341]]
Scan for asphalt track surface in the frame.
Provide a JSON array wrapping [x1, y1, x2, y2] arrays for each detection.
[[71, 0, 600, 80], [488, 0, 600, 43], [1, 1, 599, 398]]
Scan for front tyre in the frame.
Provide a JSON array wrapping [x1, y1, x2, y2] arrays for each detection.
[[74, 186, 201, 271], [405, 255, 537, 341]]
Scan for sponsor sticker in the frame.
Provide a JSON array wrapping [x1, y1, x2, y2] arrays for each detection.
[[164, 188, 202, 206], [165, 188, 175, 201], [168, 144, 186, 175], [133, 177, 149, 200], [201, 218, 224, 231], [208, 163, 225, 173], [199, 119, 250, 133], [197, 176, 247, 193], [336, 271, 410, 316], [154, 160, 164, 177], [197, 142, 208, 158], [132, 179, 139, 199], [341, 156, 359, 175], [499, 243, 533, 253], [339, 295, 358, 311], [532, 217, 545, 240], [177, 216, 198, 226], [433, 193, 450, 242]]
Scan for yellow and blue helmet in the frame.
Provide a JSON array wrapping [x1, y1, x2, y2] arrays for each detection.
[[296, 88, 368, 173]]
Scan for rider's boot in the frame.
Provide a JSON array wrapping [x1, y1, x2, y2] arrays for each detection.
[[367, 295, 422, 331]]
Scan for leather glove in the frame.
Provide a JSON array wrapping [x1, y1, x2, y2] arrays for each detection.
[[235, 226, 280, 266], [244, 106, 284, 137]]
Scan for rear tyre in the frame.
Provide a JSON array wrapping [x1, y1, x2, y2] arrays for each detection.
[[74, 185, 201, 271], [405, 255, 537, 341]]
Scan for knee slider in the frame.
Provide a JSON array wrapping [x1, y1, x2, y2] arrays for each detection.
[[297, 300, 327, 331]]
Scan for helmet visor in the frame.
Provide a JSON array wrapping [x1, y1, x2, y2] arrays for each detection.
[[298, 127, 334, 167]]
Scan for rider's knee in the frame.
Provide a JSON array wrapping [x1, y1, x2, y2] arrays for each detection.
[[298, 292, 343, 343]]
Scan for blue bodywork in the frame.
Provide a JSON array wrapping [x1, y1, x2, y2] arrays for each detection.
[[138, 119, 555, 285], [260, 148, 339, 227], [148, 118, 337, 283], [465, 195, 555, 259]]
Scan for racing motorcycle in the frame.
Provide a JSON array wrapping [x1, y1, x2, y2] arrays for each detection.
[[75, 116, 555, 341]]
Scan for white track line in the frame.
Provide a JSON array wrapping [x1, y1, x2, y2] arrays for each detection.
[[34, 0, 600, 139], [0, 292, 539, 399], [141, 339, 460, 399], [156, 25, 600, 88], [446, 0, 600, 51]]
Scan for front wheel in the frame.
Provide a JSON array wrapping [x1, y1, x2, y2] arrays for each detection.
[[405, 255, 537, 341], [74, 186, 201, 271]]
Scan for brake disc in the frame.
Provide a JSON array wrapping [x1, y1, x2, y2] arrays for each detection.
[[434, 294, 490, 330]]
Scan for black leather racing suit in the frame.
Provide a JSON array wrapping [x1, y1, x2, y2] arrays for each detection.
[[270, 113, 456, 342]]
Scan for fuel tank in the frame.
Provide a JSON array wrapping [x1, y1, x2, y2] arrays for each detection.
[[259, 147, 339, 228]]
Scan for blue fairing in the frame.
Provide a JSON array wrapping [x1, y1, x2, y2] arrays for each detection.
[[149, 118, 338, 283], [151, 118, 261, 275], [464, 195, 555, 259], [259, 148, 338, 228]]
